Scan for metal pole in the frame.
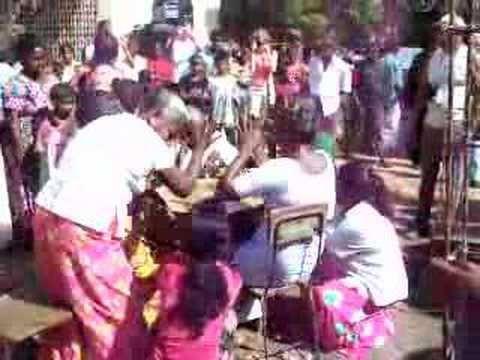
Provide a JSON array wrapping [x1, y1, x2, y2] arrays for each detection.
[[461, 0, 474, 261], [444, 0, 455, 260], [443, 1, 456, 359]]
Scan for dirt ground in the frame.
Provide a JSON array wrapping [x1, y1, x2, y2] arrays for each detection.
[[3, 155, 474, 359], [232, 156, 447, 360]]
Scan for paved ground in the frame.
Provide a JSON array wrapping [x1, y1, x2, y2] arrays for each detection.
[[3, 155, 474, 359]]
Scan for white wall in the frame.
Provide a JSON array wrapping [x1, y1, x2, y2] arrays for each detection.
[[192, 0, 221, 47], [97, 0, 154, 37]]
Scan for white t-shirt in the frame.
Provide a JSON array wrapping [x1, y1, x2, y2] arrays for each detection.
[[308, 55, 352, 117], [427, 45, 468, 128], [325, 202, 408, 307], [231, 152, 336, 286], [210, 74, 240, 127], [177, 130, 239, 169], [233, 152, 336, 219], [117, 55, 148, 81], [36, 113, 174, 237], [172, 39, 198, 83]]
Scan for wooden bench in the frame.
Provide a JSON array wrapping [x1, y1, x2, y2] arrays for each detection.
[[0, 295, 72, 359]]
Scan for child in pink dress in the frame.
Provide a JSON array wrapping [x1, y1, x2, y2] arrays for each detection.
[[35, 83, 77, 189], [148, 216, 242, 360]]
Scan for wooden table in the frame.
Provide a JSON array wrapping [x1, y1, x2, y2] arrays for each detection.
[[157, 179, 264, 214], [0, 295, 72, 359], [158, 179, 265, 254]]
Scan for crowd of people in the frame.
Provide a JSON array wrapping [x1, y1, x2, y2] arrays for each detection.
[[0, 12, 479, 360]]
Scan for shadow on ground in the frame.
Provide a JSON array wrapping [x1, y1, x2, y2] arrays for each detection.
[[404, 348, 444, 360]]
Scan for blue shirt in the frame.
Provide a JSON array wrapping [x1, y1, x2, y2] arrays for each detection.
[[0, 62, 18, 109], [382, 53, 404, 109]]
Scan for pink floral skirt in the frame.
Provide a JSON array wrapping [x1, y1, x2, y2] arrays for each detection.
[[33, 208, 148, 360], [312, 279, 396, 360]]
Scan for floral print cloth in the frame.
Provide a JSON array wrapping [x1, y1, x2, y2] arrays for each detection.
[[2, 73, 48, 218], [312, 278, 396, 360], [33, 208, 147, 360]]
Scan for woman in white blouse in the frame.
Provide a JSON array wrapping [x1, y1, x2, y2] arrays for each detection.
[[33, 91, 212, 360], [219, 95, 336, 288], [312, 162, 408, 359]]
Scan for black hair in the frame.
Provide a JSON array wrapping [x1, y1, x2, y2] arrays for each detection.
[[59, 42, 74, 57], [231, 46, 248, 66], [176, 262, 229, 338], [173, 208, 235, 338], [112, 79, 147, 114], [92, 31, 119, 65], [337, 162, 395, 219], [214, 50, 229, 65], [275, 94, 322, 145], [138, 69, 152, 87], [50, 83, 75, 104], [16, 34, 43, 62], [189, 54, 206, 67]]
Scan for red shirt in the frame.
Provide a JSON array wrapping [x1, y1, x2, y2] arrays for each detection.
[[149, 253, 242, 360], [251, 51, 274, 88], [148, 57, 175, 87]]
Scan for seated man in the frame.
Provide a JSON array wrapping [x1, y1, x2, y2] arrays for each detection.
[[170, 107, 239, 177], [219, 95, 336, 287]]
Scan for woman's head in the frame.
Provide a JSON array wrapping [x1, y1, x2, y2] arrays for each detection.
[[275, 95, 320, 155], [251, 28, 271, 49], [92, 30, 119, 65], [139, 90, 191, 142], [214, 51, 230, 75], [112, 79, 146, 114], [16, 34, 45, 79], [189, 55, 206, 77], [314, 35, 336, 64], [50, 83, 76, 122], [337, 162, 394, 218], [127, 31, 141, 56], [60, 43, 75, 65]]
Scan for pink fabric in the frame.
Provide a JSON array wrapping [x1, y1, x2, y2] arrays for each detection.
[[149, 253, 242, 360], [148, 57, 175, 87], [312, 279, 395, 360], [286, 63, 308, 87], [35, 117, 72, 167], [93, 65, 123, 93], [251, 52, 273, 88], [33, 208, 145, 360], [276, 82, 301, 98], [4, 74, 48, 114]]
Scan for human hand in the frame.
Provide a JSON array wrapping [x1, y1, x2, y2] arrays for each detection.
[[189, 107, 215, 152], [238, 116, 264, 157]]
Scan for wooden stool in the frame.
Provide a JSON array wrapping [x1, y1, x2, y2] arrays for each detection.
[[0, 295, 72, 360]]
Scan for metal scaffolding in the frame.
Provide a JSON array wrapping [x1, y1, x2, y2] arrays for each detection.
[[443, 0, 479, 357]]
